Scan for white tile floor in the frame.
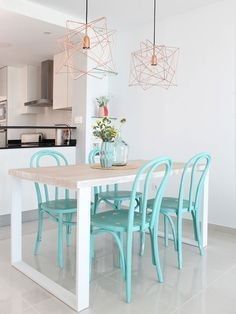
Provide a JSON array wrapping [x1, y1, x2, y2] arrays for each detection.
[[0, 219, 235, 314]]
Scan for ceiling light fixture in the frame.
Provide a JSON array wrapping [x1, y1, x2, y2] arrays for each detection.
[[57, 0, 116, 79], [129, 0, 179, 90]]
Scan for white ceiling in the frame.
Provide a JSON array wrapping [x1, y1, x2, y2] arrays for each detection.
[[0, 9, 65, 67], [28, 0, 221, 27], [0, 0, 221, 67]]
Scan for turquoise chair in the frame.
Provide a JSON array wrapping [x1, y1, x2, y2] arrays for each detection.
[[30, 150, 77, 268], [91, 157, 172, 303], [89, 148, 142, 213], [147, 152, 211, 269]]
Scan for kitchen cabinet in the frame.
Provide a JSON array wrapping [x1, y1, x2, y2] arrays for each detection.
[[19, 65, 41, 114], [0, 146, 76, 215], [53, 52, 74, 110], [0, 67, 7, 97]]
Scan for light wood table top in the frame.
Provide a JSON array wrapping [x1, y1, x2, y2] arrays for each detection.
[[9, 160, 186, 190]]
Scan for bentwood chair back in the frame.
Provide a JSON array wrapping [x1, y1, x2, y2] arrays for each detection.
[[89, 147, 142, 213], [88, 147, 112, 196], [159, 152, 211, 269], [30, 150, 70, 203], [91, 157, 172, 303], [30, 150, 77, 268], [178, 153, 211, 214]]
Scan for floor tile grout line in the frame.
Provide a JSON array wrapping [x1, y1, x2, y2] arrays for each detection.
[[170, 263, 236, 313]]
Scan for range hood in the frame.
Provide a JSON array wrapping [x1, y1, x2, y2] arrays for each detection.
[[25, 60, 53, 107]]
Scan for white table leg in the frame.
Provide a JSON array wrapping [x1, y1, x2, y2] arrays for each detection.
[[11, 177, 22, 264], [76, 187, 91, 312], [202, 172, 209, 248]]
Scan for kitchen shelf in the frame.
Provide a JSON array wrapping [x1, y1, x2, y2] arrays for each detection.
[[3, 139, 77, 150], [91, 116, 118, 120], [0, 125, 77, 129]]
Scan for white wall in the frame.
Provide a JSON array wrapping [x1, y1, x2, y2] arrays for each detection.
[[110, 0, 236, 228], [36, 108, 72, 139]]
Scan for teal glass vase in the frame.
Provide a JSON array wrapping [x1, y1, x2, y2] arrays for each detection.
[[113, 136, 129, 166], [100, 141, 114, 168]]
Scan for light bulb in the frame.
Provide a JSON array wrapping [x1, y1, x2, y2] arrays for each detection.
[[83, 35, 90, 49]]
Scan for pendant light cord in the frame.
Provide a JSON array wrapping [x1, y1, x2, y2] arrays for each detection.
[[86, 0, 88, 24], [153, 0, 156, 46]]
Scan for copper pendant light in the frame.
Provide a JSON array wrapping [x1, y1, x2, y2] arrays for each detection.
[[57, 0, 116, 79], [129, 0, 179, 90]]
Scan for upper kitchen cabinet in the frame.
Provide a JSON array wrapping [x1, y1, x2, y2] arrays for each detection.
[[0, 67, 7, 98], [19, 65, 41, 114], [53, 52, 75, 110]]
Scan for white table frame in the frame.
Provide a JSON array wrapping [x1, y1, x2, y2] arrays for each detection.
[[10, 162, 209, 312]]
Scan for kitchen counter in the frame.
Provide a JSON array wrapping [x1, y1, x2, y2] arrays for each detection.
[[0, 125, 77, 129], [2, 139, 76, 149], [0, 125, 77, 149]]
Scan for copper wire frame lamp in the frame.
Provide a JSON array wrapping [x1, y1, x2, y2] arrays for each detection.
[[129, 0, 179, 90], [57, 0, 116, 79]]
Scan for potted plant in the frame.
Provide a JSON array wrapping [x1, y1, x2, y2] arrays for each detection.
[[93, 117, 118, 168], [96, 96, 109, 117]]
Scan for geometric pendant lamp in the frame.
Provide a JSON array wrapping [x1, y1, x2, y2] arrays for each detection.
[[57, 0, 116, 79], [129, 0, 179, 90]]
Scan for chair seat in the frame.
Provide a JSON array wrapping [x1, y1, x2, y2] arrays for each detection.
[[147, 197, 190, 214], [41, 198, 77, 212], [91, 209, 150, 232], [98, 191, 142, 201]]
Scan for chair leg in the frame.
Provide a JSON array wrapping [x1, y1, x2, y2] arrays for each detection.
[[139, 231, 145, 256], [66, 214, 73, 247], [150, 227, 163, 283], [93, 194, 99, 214], [57, 214, 64, 268], [125, 233, 133, 303], [177, 214, 183, 269], [114, 200, 118, 209], [34, 210, 44, 255], [191, 211, 198, 241], [164, 215, 169, 247], [90, 230, 95, 260], [118, 232, 124, 268], [193, 211, 204, 256], [138, 197, 146, 256], [164, 214, 177, 251], [90, 233, 95, 281], [115, 200, 122, 210], [149, 228, 156, 266], [111, 232, 125, 280]]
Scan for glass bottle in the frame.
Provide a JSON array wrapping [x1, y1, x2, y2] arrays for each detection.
[[113, 134, 129, 166]]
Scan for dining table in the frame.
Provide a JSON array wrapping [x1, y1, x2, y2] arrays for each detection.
[[9, 160, 209, 312]]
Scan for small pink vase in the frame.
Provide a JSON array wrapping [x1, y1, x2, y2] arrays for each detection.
[[104, 105, 109, 116], [98, 105, 109, 117]]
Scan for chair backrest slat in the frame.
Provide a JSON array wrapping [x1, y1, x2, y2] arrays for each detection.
[[89, 148, 117, 194], [30, 150, 69, 205], [178, 152, 211, 212], [127, 157, 172, 232]]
